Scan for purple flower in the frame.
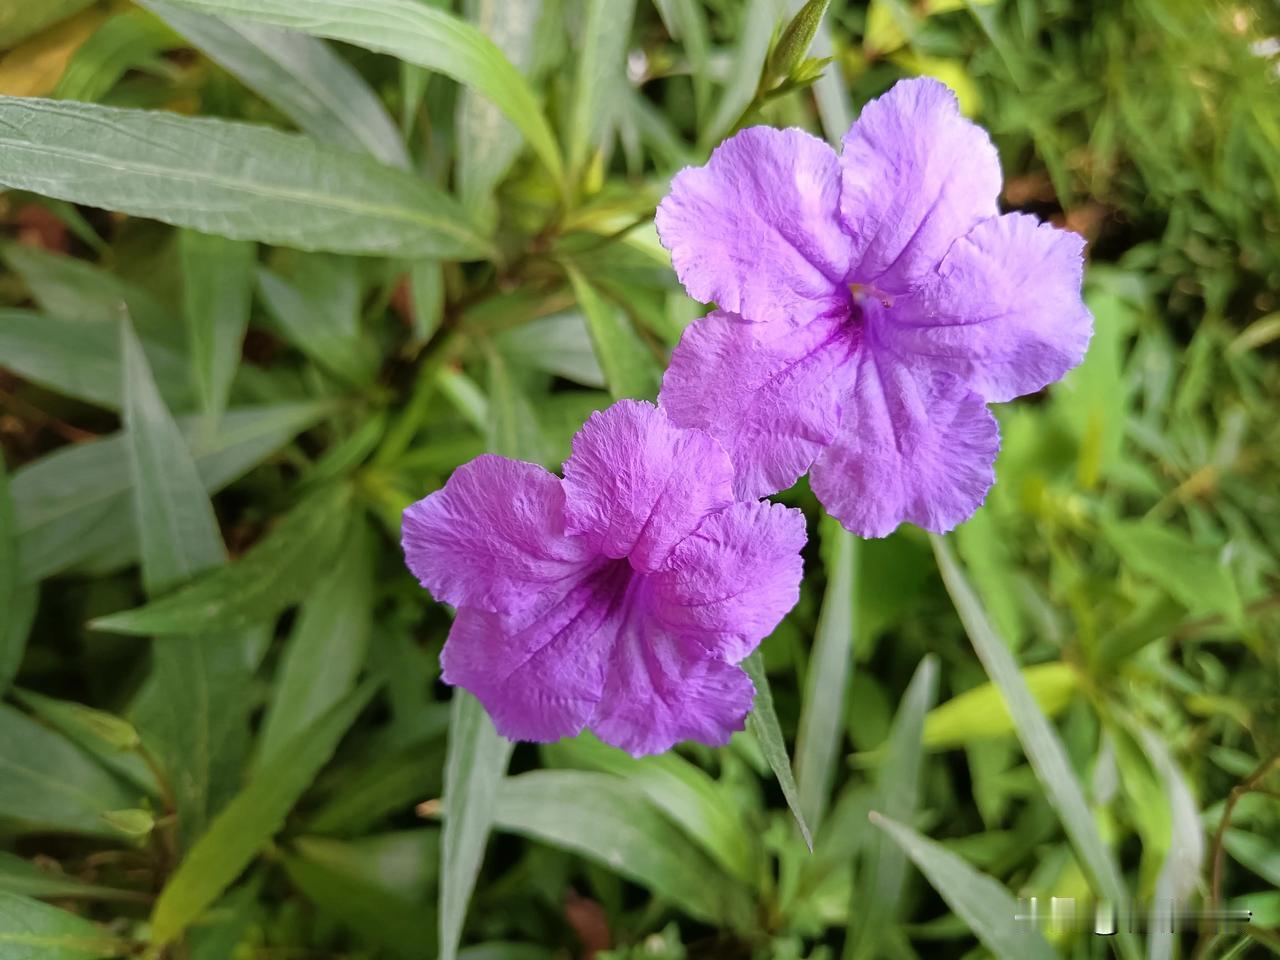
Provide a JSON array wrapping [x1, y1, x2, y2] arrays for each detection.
[[655, 78, 1092, 538], [401, 400, 806, 756]]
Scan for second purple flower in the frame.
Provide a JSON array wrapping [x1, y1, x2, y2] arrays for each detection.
[[656, 77, 1093, 538]]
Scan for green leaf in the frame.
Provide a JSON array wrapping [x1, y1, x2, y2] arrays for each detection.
[[52, 9, 176, 103], [564, 264, 658, 400], [0, 308, 188, 411], [9, 689, 155, 796], [155, 0, 565, 187], [150, 682, 377, 946], [90, 483, 351, 636], [869, 813, 1058, 960], [495, 310, 605, 390], [0, 97, 490, 260], [931, 536, 1138, 958], [702, 0, 775, 147], [456, 0, 543, 213], [256, 518, 373, 769], [0, 457, 31, 695], [493, 770, 747, 925], [0, 891, 131, 959], [1103, 518, 1243, 624], [922, 662, 1080, 750], [566, 0, 637, 174], [544, 734, 758, 885], [142, 0, 409, 168], [283, 833, 437, 959], [0, 704, 137, 838], [180, 231, 256, 426], [741, 650, 812, 850], [848, 656, 937, 960], [485, 348, 549, 466], [0, 243, 175, 344], [408, 259, 445, 341], [120, 318, 227, 594], [795, 518, 857, 833], [1139, 726, 1203, 960], [122, 314, 256, 846], [0, 853, 142, 902], [14, 400, 329, 581], [439, 692, 514, 960], [257, 256, 378, 385]]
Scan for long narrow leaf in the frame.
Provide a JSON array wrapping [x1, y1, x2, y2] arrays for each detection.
[[564, 264, 658, 400], [847, 656, 937, 960], [155, 0, 564, 186], [493, 770, 747, 926], [90, 484, 351, 636], [742, 650, 812, 849], [0, 97, 490, 259], [150, 683, 376, 945], [0, 458, 32, 695], [439, 693, 514, 960], [142, 0, 410, 168], [179, 231, 255, 426], [870, 812, 1058, 960], [931, 535, 1139, 960], [795, 518, 857, 832], [13, 401, 330, 581]]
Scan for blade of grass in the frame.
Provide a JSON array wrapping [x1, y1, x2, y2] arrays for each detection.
[[931, 534, 1140, 960], [795, 517, 857, 833]]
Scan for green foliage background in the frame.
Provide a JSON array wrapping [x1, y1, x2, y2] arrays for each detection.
[[0, 0, 1276, 958]]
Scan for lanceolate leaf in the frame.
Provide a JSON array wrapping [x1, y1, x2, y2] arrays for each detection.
[[931, 535, 1139, 960], [180, 231, 256, 426], [0, 458, 31, 696], [90, 483, 352, 636], [0, 308, 188, 412], [564, 264, 659, 401], [142, 0, 410, 168], [0, 891, 131, 959], [150, 683, 377, 946], [544, 734, 758, 885], [121, 316, 254, 848], [0, 705, 137, 838], [566, 0, 637, 174], [120, 319, 226, 594], [848, 655, 937, 960], [0, 852, 142, 902], [742, 650, 812, 849], [154, 0, 565, 185], [493, 770, 747, 926], [13, 401, 330, 581], [870, 813, 1058, 960], [456, 0, 543, 212], [256, 518, 373, 769], [795, 518, 857, 833], [439, 693, 514, 960], [0, 97, 490, 259]]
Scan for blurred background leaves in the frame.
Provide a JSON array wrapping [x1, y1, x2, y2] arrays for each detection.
[[0, 0, 1277, 958]]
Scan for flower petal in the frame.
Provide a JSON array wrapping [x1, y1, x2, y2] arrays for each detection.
[[885, 214, 1093, 403], [590, 615, 755, 757], [810, 345, 999, 538], [648, 500, 807, 663], [659, 309, 858, 500], [656, 126, 854, 324], [440, 559, 630, 742], [561, 400, 734, 573], [401, 455, 592, 616], [841, 77, 1001, 293]]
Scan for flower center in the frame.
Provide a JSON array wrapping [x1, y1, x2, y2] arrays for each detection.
[[848, 282, 893, 309]]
